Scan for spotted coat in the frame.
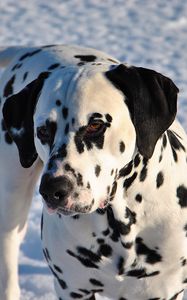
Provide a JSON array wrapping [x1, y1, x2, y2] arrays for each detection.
[[0, 45, 186, 300]]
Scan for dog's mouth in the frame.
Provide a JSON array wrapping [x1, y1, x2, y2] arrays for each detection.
[[42, 197, 109, 216]]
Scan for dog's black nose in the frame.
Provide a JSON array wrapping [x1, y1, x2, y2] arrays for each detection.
[[39, 174, 73, 207]]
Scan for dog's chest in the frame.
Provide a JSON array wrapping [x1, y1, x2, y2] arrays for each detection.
[[41, 195, 187, 299]]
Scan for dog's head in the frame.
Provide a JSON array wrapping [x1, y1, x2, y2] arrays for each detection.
[[3, 64, 179, 215]]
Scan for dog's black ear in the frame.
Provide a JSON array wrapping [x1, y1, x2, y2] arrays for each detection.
[[106, 65, 179, 158], [2, 72, 50, 168]]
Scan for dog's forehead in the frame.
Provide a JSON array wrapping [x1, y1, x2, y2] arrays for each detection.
[[35, 65, 125, 125]]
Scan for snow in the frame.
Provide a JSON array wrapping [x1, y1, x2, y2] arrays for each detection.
[[0, 0, 187, 299]]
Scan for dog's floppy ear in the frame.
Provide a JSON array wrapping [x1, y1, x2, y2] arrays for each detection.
[[2, 72, 50, 168], [106, 65, 179, 158]]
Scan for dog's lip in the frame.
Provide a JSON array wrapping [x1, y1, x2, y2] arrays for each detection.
[[57, 207, 77, 216]]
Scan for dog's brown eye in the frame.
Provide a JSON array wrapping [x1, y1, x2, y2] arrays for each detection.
[[37, 126, 50, 141], [85, 121, 105, 136]]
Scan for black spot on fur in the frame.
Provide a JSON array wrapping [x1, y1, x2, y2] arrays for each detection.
[[11, 63, 22, 71], [163, 133, 167, 148], [126, 268, 160, 279], [119, 160, 133, 177], [48, 265, 67, 289], [64, 123, 69, 135], [107, 207, 120, 242], [135, 193, 142, 203], [19, 49, 42, 61], [119, 141, 125, 153], [77, 173, 83, 186], [181, 258, 186, 266], [109, 181, 117, 201], [43, 248, 51, 262], [62, 106, 68, 119], [95, 165, 101, 177], [53, 265, 63, 273], [139, 158, 148, 182], [169, 290, 184, 300], [77, 247, 100, 262], [56, 99, 61, 106], [23, 72, 28, 81], [156, 171, 164, 188], [74, 55, 97, 62], [136, 237, 162, 264], [67, 249, 99, 269], [177, 185, 187, 208], [123, 172, 137, 190], [97, 238, 104, 244], [99, 244, 112, 257], [70, 292, 83, 298], [3, 75, 15, 97], [48, 63, 60, 70], [134, 154, 141, 167], [167, 130, 185, 162], [115, 208, 136, 236], [117, 256, 125, 275], [89, 278, 104, 287], [105, 114, 112, 123], [102, 228, 110, 236], [122, 241, 133, 249], [184, 224, 187, 237]]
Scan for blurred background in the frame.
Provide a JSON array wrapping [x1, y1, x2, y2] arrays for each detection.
[[0, 0, 187, 299]]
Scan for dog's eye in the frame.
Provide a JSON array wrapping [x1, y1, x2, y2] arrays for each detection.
[[37, 126, 51, 142], [85, 121, 105, 136]]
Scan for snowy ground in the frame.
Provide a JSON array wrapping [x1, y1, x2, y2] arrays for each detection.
[[0, 0, 187, 299]]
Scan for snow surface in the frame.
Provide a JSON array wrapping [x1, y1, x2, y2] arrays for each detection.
[[0, 0, 187, 299]]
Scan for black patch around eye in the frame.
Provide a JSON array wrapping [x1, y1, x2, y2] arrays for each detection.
[[90, 113, 103, 119], [74, 124, 106, 154], [37, 120, 57, 149], [74, 55, 97, 62]]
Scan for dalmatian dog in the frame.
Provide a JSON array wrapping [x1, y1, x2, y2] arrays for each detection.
[[0, 45, 187, 300]]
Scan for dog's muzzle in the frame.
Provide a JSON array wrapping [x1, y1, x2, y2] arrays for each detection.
[[39, 174, 74, 211]]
